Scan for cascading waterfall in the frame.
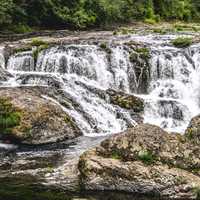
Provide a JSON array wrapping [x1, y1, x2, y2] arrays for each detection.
[[144, 43, 200, 133], [1, 34, 200, 135], [1, 44, 138, 136]]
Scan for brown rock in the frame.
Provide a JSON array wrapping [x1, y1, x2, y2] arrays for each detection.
[[79, 124, 200, 199], [0, 87, 82, 144]]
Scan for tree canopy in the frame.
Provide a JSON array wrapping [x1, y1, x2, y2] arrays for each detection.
[[0, 0, 199, 32]]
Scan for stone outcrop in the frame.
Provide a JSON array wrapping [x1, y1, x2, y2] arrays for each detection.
[[185, 115, 200, 144], [0, 87, 82, 144], [79, 124, 200, 199]]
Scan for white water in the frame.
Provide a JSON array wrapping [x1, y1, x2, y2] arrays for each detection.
[[1, 34, 200, 135]]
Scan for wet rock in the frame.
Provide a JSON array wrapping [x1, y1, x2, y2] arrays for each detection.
[[106, 89, 144, 112], [0, 87, 82, 144], [79, 124, 200, 199]]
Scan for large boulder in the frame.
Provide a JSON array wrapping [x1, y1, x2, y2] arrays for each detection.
[[0, 87, 81, 144], [79, 124, 200, 199]]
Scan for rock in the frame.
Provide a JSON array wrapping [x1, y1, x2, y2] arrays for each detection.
[[106, 89, 144, 112], [185, 115, 200, 144], [0, 87, 82, 144], [79, 124, 200, 199]]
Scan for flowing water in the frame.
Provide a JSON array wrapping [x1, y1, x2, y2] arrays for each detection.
[[1, 34, 200, 135]]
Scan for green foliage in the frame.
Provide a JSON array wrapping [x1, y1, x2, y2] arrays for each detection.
[[0, 98, 21, 135], [0, 0, 199, 31], [138, 150, 155, 164], [135, 47, 150, 59], [172, 37, 193, 48], [30, 38, 49, 47], [111, 150, 122, 160]]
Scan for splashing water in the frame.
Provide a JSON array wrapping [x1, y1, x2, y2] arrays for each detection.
[[1, 34, 200, 135]]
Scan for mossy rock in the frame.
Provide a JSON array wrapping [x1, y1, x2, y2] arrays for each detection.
[[172, 37, 193, 48], [0, 88, 82, 144], [107, 89, 144, 112]]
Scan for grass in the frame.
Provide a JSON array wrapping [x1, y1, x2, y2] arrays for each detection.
[[30, 38, 49, 47], [0, 98, 22, 135], [172, 37, 193, 48], [138, 150, 155, 164]]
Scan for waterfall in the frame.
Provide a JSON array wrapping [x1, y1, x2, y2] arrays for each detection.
[[2, 44, 139, 136], [1, 34, 200, 135], [144, 43, 200, 133]]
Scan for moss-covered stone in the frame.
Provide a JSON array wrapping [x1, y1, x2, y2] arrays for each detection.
[[172, 37, 193, 48], [0, 87, 82, 144], [135, 47, 150, 60], [107, 89, 144, 112]]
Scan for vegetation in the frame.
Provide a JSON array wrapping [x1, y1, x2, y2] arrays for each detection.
[[0, 0, 199, 32], [172, 37, 193, 48], [0, 98, 21, 135], [138, 150, 155, 164]]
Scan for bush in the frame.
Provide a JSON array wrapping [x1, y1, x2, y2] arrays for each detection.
[[0, 98, 21, 135], [138, 150, 155, 164], [172, 37, 193, 48]]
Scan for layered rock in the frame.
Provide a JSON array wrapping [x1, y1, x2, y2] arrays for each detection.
[[79, 124, 200, 199], [0, 87, 81, 144]]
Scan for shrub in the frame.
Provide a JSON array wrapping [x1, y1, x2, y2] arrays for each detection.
[[172, 37, 193, 48], [138, 150, 155, 164], [0, 98, 21, 135]]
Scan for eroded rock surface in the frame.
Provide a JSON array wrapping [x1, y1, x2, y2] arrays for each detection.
[[0, 87, 81, 144], [79, 124, 200, 199]]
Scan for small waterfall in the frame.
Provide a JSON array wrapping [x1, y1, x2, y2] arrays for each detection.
[[144, 44, 200, 133]]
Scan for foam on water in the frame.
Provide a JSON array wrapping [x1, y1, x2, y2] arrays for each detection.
[[1, 35, 200, 135]]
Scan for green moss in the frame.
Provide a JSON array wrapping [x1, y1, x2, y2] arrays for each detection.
[[111, 150, 122, 160], [135, 47, 150, 59], [14, 46, 32, 54], [100, 42, 112, 54], [138, 150, 155, 165], [31, 38, 49, 47], [0, 98, 22, 135], [172, 37, 192, 48], [110, 94, 144, 112]]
